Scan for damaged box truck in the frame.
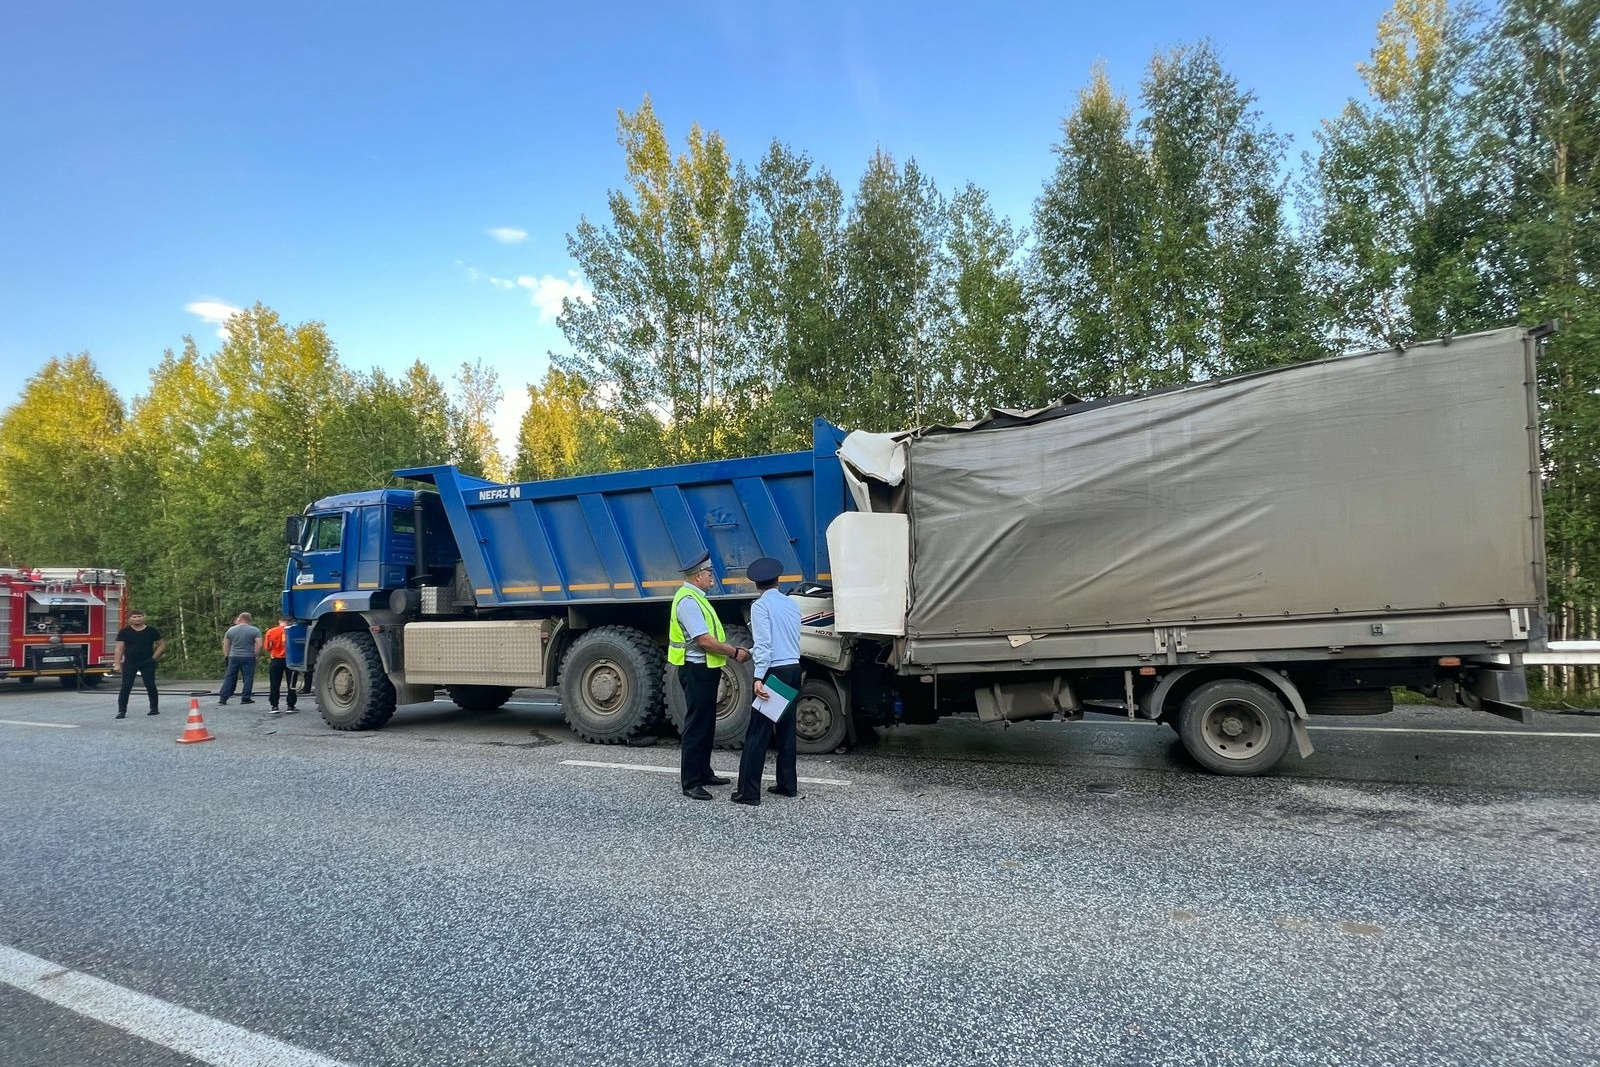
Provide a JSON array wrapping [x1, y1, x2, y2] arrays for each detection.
[[283, 326, 1547, 776]]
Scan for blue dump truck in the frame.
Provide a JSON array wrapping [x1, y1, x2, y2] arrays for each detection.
[[284, 326, 1549, 775]]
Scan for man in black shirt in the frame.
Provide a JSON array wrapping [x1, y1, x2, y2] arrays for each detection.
[[113, 611, 166, 719]]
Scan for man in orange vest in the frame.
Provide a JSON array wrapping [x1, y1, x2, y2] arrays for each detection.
[[263, 615, 299, 715]]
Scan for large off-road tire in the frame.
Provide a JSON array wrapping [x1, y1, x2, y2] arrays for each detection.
[[665, 624, 755, 750], [558, 626, 665, 744], [315, 632, 397, 731], [1178, 679, 1293, 776], [794, 675, 849, 755], [445, 684, 516, 712]]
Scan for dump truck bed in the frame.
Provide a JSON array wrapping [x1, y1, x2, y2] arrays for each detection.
[[397, 420, 851, 608]]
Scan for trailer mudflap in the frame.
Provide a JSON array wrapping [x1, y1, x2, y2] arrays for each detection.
[[1462, 666, 1534, 724]]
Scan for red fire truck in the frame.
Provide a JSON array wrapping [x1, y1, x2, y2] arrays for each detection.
[[0, 567, 129, 687]]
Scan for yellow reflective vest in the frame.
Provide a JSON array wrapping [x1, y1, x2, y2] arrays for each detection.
[[668, 583, 726, 668]]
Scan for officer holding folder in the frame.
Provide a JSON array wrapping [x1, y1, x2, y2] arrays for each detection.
[[731, 557, 802, 805]]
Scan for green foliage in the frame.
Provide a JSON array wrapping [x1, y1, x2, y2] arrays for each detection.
[[1033, 50, 1325, 397], [0, 355, 127, 564], [0, 305, 500, 675], [1305, 0, 1508, 347]]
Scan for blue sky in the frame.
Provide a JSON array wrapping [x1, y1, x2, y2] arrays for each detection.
[[1, 0, 1386, 453]]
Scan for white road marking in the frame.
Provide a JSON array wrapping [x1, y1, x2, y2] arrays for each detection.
[[0, 719, 79, 729], [1306, 725, 1600, 738], [561, 758, 852, 786], [1074, 719, 1600, 738], [0, 943, 355, 1067]]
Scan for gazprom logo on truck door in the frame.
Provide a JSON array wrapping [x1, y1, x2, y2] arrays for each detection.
[[477, 486, 523, 502]]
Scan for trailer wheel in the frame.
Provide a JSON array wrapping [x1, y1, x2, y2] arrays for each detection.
[[559, 626, 664, 744], [665, 624, 755, 750], [315, 632, 397, 731], [1178, 679, 1292, 776], [794, 676, 848, 755], [445, 684, 516, 712]]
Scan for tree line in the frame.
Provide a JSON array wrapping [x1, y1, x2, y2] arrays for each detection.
[[1, 0, 1595, 690]]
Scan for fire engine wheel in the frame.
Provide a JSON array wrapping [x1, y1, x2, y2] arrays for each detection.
[[794, 675, 848, 755], [315, 633, 397, 731], [1177, 679, 1292, 776], [558, 626, 665, 744], [445, 685, 516, 712], [58, 675, 81, 689], [80, 674, 105, 689], [665, 625, 755, 750]]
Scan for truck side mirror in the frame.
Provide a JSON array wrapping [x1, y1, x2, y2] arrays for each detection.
[[284, 515, 303, 546]]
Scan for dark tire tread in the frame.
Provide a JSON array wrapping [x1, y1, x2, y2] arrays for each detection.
[[559, 625, 665, 745], [316, 632, 397, 731]]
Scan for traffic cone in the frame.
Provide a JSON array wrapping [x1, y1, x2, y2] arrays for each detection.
[[176, 698, 215, 744]]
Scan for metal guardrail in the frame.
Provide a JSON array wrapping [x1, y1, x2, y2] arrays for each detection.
[[1479, 641, 1600, 667]]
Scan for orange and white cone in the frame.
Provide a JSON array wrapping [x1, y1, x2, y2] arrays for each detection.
[[176, 697, 215, 744]]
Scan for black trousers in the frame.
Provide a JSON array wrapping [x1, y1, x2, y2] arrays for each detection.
[[736, 664, 802, 800], [117, 661, 158, 714], [268, 658, 298, 708], [678, 662, 721, 789]]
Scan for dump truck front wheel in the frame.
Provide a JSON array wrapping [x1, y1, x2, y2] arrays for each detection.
[[446, 684, 516, 712], [315, 632, 397, 731], [559, 626, 664, 744], [1178, 679, 1292, 776]]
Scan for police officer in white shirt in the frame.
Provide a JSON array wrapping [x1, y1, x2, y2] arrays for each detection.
[[731, 556, 803, 805]]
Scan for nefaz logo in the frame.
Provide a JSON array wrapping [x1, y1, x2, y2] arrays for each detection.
[[477, 486, 523, 502]]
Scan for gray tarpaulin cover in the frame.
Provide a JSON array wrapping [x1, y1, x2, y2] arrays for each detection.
[[904, 328, 1540, 637]]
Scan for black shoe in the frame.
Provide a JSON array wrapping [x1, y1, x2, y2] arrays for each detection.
[[217, 699, 229, 705], [767, 786, 798, 798], [730, 793, 759, 807], [240, 698, 255, 705], [269, 705, 278, 711], [682, 786, 713, 801], [147, 709, 159, 716], [704, 775, 731, 786], [115, 711, 126, 719]]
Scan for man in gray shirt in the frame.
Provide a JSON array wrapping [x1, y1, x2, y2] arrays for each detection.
[[218, 612, 263, 705]]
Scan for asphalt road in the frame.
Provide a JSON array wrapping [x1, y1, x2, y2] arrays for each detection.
[[2, 680, 1598, 1066]]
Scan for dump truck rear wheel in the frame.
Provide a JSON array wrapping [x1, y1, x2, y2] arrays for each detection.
[[794, 676, 848, 755], [315, 632, 397, 731], [445, 684, 516, 712], [559, 626, 664, 744], [1178, 679, 1291, 776], [665, 624, 755, 750]]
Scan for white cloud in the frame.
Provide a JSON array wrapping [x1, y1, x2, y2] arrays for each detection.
[[466, 266, 517, 290], [517, 272, 594, 321], [184, 300, 242, 339], [486, 226, 528, 244]]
